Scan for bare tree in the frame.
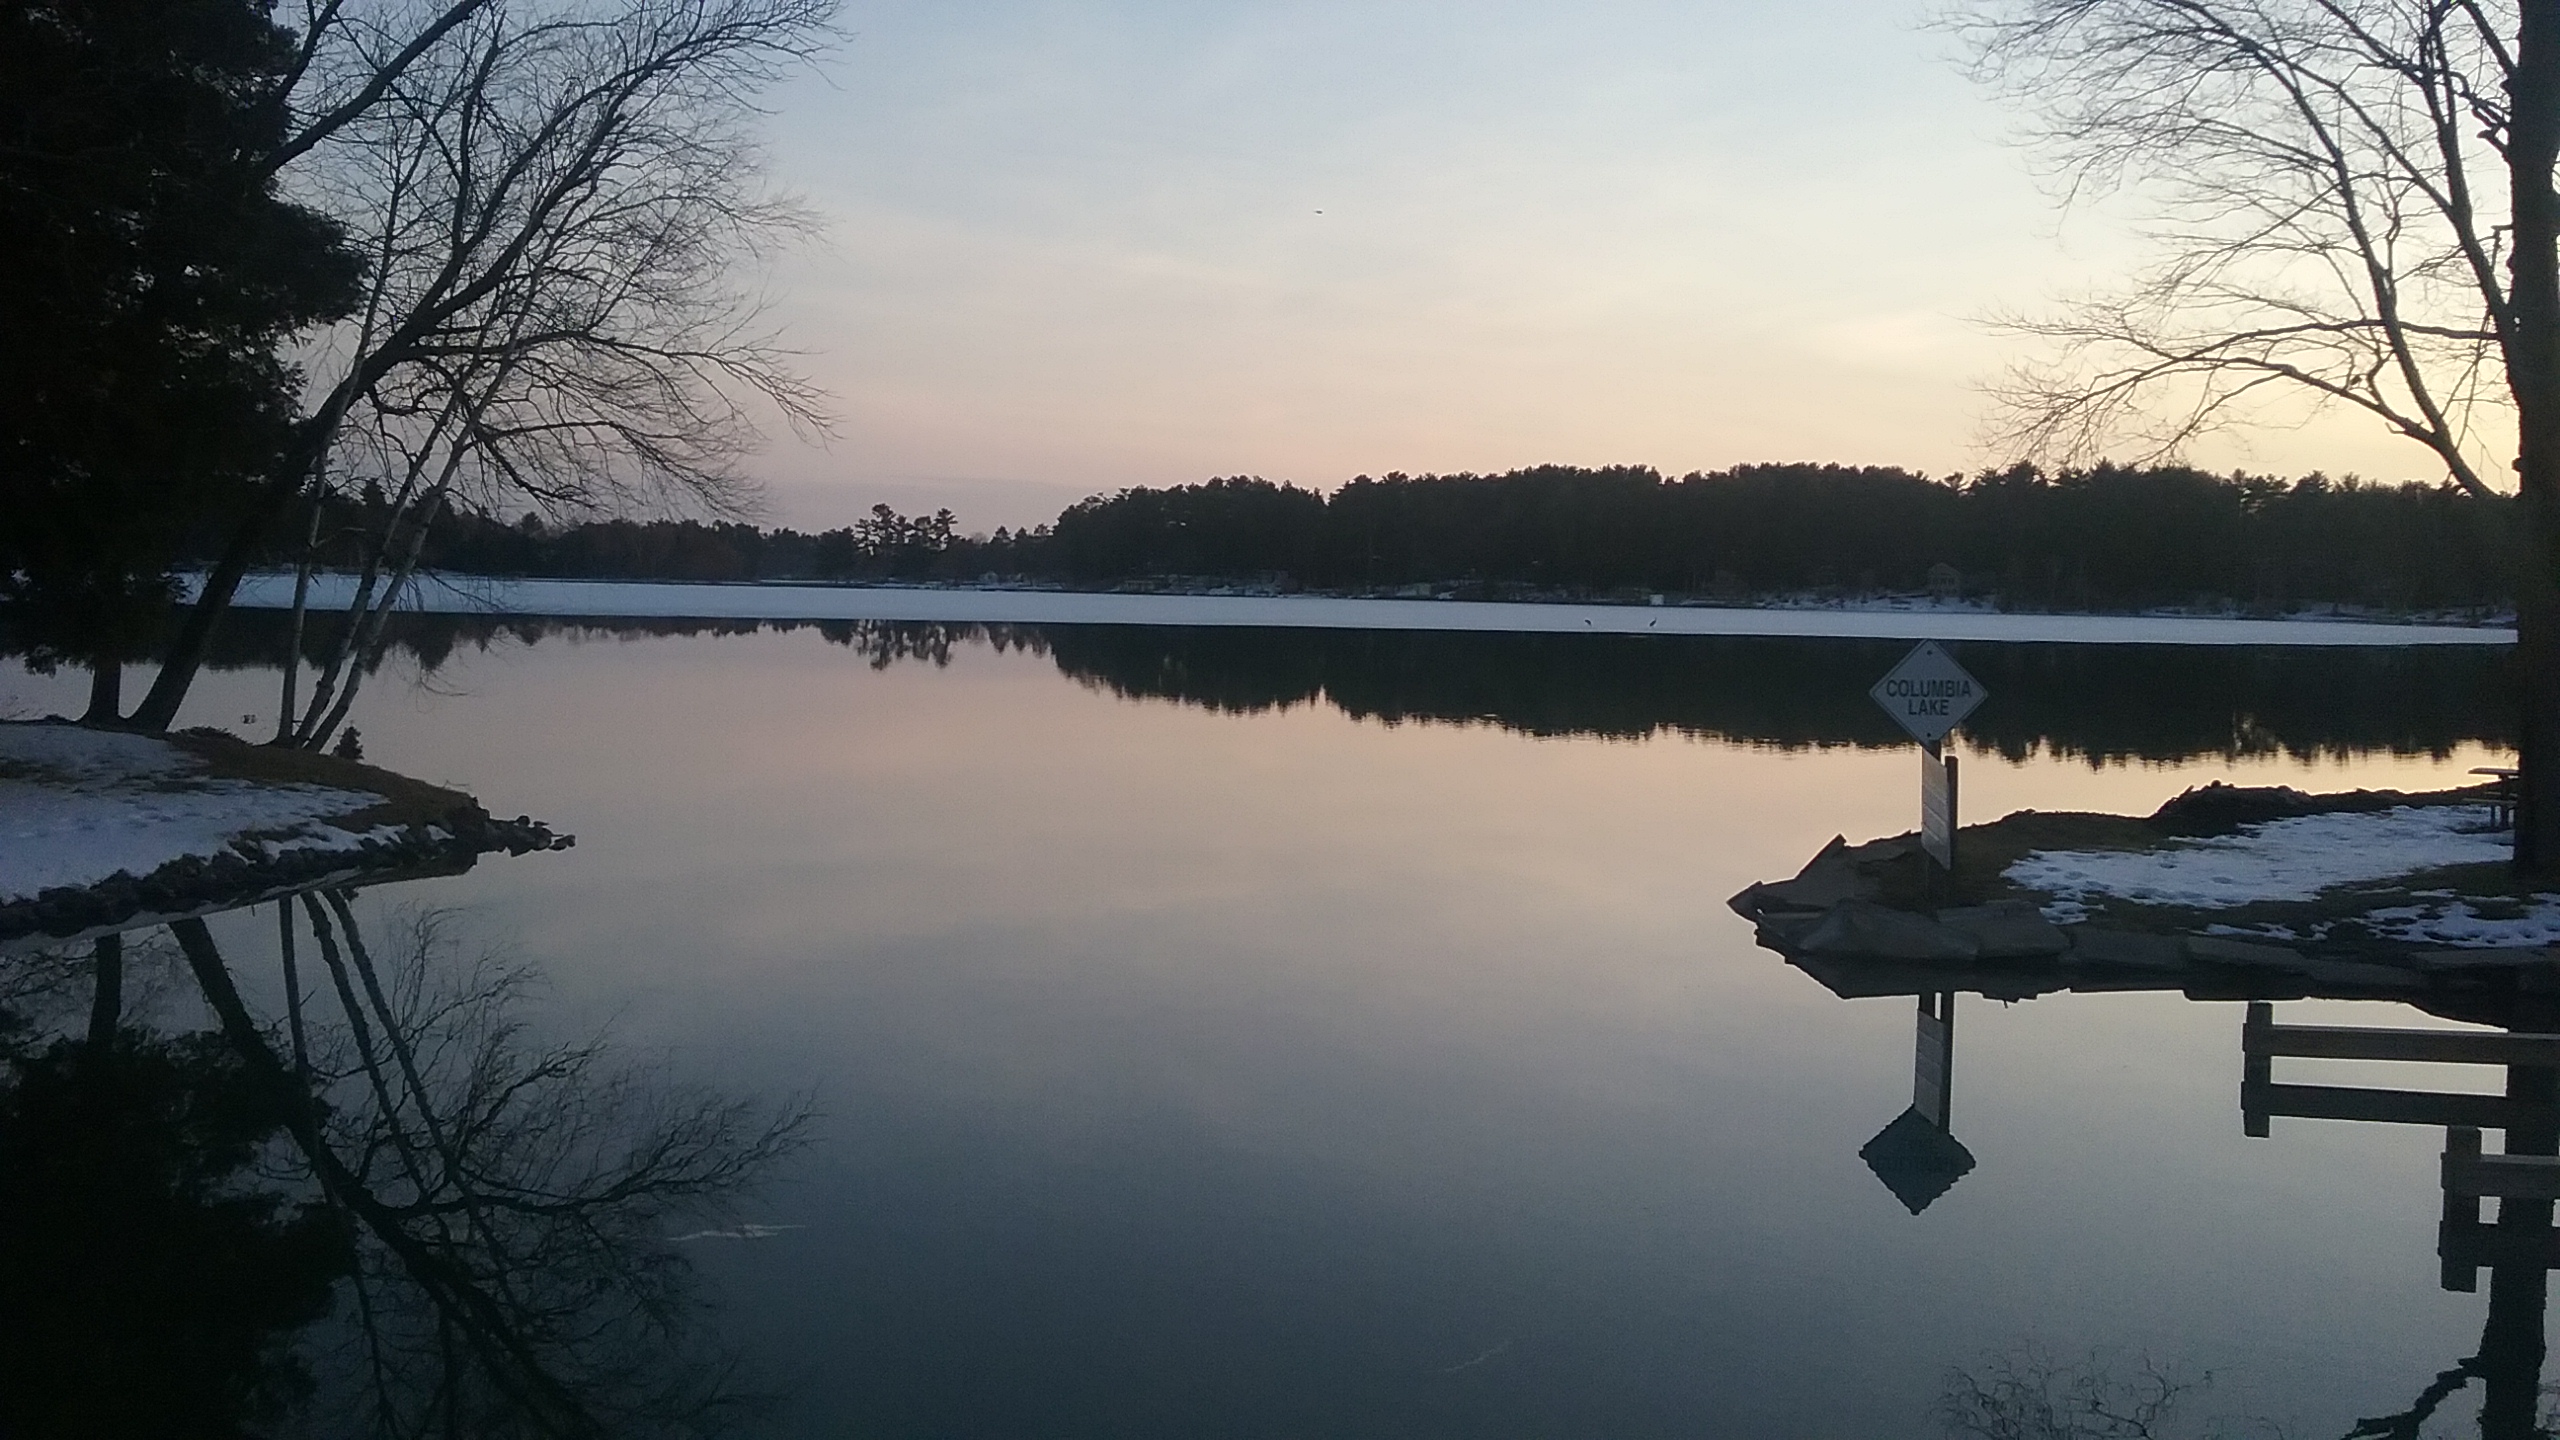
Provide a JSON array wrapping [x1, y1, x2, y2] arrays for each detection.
[[277, 0, 833, 750], [1955, 0, 2560, 873], [131, 0, 836, 735]]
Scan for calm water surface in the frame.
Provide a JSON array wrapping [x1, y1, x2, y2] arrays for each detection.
[[3, 626, 2532, 1436]]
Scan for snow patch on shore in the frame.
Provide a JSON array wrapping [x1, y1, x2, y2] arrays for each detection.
[[2362, 899, 2560, 948], [207, 572, 2516, 647], [1, 723, 195, 780], [2007, 804, 2514, 915], [1, 723, 387, 903]]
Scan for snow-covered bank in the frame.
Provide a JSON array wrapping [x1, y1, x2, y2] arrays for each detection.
[[2002, 801, 2560, 948], [2007, 805, 2515, 912], [0, 724, 393, 904], [0, 722, 569, 942], [1735, 788, 2560, 1008], [210, 573, 2516, 647]]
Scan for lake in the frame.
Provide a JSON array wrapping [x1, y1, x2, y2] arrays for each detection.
[[0, 620, 2535, 1437]]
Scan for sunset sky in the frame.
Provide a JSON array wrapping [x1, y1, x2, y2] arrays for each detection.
[[747, 0, 2447, 532]]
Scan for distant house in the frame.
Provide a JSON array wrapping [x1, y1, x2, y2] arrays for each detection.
[[1927, 562, 1962, 601]]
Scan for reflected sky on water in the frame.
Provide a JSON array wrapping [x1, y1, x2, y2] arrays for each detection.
[[0, 625, 2538, 1436]]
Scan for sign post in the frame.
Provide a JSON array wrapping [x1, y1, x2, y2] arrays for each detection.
[[1869, 642, 1988, 886], [1919, 743, 1958, 872]]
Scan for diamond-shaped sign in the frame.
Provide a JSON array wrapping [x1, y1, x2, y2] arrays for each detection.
[[1869, 641, 1987, 747]]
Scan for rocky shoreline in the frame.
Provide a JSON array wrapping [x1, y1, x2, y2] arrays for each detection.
[[1729, 783, 2557, 1014], [0, 805, 570, 946], [1, 720, 573, 947]]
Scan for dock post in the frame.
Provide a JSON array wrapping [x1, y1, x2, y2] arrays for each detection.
[[2242, 1002, 2273, 1138], [2443, 1125, 2484, 1292]]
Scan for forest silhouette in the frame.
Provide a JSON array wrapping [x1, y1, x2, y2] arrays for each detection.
[[253, 462, 2518, 615]]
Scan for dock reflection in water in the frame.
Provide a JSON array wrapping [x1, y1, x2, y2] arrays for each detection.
[[1799, 936, 2560, 1438]]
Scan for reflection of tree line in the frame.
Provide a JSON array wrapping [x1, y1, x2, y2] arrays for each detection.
[[155, 613, 2517, 765], [2, 894, 802, 1437], [1039, 627, 2518, 764]]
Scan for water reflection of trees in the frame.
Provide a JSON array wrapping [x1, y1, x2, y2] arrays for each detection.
[[0, 999, 351, 1435], [1037, 628, 2515, 765], [134, 612, 2520, 765], [1937, 1349, 2210, 1439], [2, 894, 805, 1438]]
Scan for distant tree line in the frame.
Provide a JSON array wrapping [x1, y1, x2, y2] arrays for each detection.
[[229, 491, 1047, 585], [231, 463, 2520, 614], [1041, 463, 2515, 611]]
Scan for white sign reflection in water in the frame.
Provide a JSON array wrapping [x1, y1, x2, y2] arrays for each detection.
[[1869, 641, 1989, 748]]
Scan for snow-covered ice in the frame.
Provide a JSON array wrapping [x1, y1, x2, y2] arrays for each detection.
[[208, 572, 2515, 647], [2006, 804, 2514, 917], [0, 723, 391, 903]]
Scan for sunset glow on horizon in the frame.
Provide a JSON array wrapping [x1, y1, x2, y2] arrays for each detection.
[[740, 0, 2471, 532]]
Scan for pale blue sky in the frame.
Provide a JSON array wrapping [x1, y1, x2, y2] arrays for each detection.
[[747, 1, 2432, 531]]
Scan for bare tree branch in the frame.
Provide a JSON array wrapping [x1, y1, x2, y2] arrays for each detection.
[[1952, 0, 2521, 498]]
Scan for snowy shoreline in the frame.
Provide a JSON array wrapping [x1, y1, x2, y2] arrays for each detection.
[[0, 724, 395, 904], [1733, 786, 2560, 1013], [2007, 803, 2554, 944], [0, 722, 568, 945], [209, 573, 2517, 647]]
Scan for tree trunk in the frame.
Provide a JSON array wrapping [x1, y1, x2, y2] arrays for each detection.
[[126, 459, 309, 732], [81, 661, 121, 726], [2478, 1262, 2549, 1440], [278, 898, 309, 1075], [275, 493, 323, 745], [2509, 0, 2560, 877], [304, 488, 445, 751], [2481, 1059, 2559, 1438], [85, 932, 121, 1050], [293, 483, 415, 746], [2518, 553, 2560, 875]]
